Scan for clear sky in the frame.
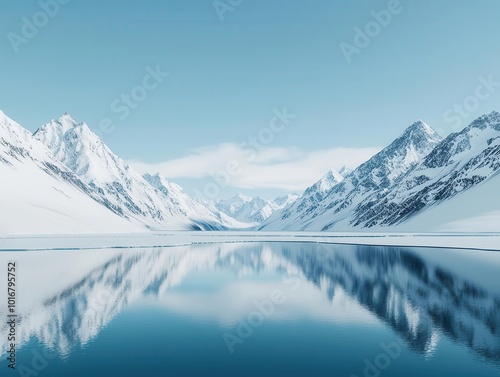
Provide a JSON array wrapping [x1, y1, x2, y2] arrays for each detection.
[[1, 0, 500, 199]]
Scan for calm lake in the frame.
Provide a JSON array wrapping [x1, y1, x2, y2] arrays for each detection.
[[0, 242, 499, 377]]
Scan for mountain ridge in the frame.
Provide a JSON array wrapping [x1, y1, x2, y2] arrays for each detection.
[[261, 119, 444, 230], [34, 115, 252, 230], [2, 109, 499, 234]]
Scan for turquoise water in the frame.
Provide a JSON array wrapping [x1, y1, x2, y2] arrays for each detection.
[[1, 243, 499, 376]]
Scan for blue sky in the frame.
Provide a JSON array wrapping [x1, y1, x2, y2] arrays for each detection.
[[1, 0, 500, 199]]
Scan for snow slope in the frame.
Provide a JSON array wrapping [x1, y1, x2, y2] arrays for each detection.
[[396, 170, 500, 232], [0, 110, 141, 234]]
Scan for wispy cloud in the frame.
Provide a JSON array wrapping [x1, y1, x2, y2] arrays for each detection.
[[130, 143, 380, 191]]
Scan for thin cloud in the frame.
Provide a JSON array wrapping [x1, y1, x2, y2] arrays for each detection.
[[130, 143, 381, 191]]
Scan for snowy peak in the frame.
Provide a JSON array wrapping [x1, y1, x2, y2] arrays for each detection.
[[35, 116, 127, 182], [393, 120, 442, 154], [34, 113, 82, 143], [35, 115, 238, 230], [214, 193, 252, 215], [0, 109, 34, 147], [423, 111, 500, 170], [301, 169, 343, 199], [353, 119, 443, 186], [405, 119, 436, 135], [372, 120, 443, 168], [325, 169, 344, 182], [266, 169, 344, 228], [338, 165, 353, 177], [0, 110, 141, 234], [143, 172, 179, 198], [36, 114, 102, 150], [319, 169, 343, 190], [141, 172, 252, 229], [353, 112, 500, 228], [57, 113, 80, 130], [214, 193, 281, 224], [401, 120, 442, 145], [273, 193, 300, 208], [260, 119, 444, 231], [468, 110, 500, 131], [0, 110, 71, 170], [143, 172, 184, 196]]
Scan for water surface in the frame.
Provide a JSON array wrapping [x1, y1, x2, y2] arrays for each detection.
[[0, 242, 499, 376]]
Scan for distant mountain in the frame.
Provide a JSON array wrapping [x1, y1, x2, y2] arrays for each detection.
[[0, 110, 140, 234], [304, 169, 344, 200], [338, 165, 353, 177], [143, 173, 250, 229], [273, 193, 300, 208], [214, 193, 280, 224], [214, 192, 300, 224], [261, 169, 344, 229], [33, 114, 245, 230], [261, 120, 443, 230]]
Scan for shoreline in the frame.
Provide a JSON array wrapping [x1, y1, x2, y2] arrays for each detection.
[[1, 232, 499, 252]]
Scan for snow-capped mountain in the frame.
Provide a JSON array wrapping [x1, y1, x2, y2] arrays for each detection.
[[143, 173, 251, 229], [352, 111, 500, 228], [214, 193, 280, 224], [3, 108, 500, 234], [338, 165, 353, 177], [261, 120, 443, 230], [214, 192, 300, 224], [273, 193, 300, 208], [263, 169, 344, 228], [304, 169, 344, 200], [33, 114, 242, 230], [0, 110, 141, 234]]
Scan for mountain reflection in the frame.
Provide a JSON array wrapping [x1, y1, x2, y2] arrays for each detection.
[[0, 243, 498, 362]]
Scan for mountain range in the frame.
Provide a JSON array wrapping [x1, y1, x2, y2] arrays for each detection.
[[1, 109, 499, 234], [261, 113, 500, 232], [213, 192, 300, 224], [0, 111, 249, 233], [0, 110, 141, 234]]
